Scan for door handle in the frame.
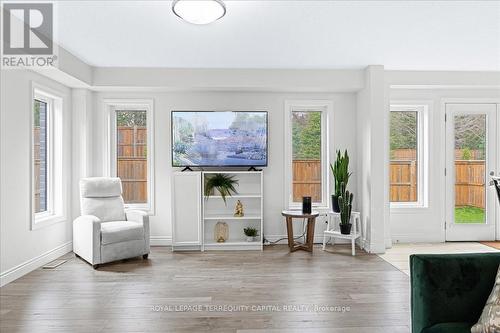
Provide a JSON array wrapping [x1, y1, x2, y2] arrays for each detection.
[[490, 171, 495, 176]]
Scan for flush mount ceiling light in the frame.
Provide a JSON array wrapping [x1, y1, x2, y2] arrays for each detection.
[[172, 0, 226, 25]]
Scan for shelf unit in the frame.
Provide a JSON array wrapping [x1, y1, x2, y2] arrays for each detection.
[[171, 172, 202, 251], [202, 171, 263, 251], [206, 194, 262, 199], [203, 214, 262, 220]]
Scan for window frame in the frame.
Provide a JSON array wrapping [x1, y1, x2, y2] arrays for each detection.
[[31, 84, 66, 230], [389, 103, 429, 210], [105, 99, 155, 214], [284, 100, 331, 210]]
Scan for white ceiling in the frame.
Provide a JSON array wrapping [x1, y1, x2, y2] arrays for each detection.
[[56, 1, 500, 70]]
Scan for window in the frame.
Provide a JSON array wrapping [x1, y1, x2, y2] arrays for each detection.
[[389, 104, 428, 208], [107, 100, 154, 213], [34, 99, 48, 214], [32, 85, 66, 229], [116, 110, 147, 204], [285, 101, 330, 209]]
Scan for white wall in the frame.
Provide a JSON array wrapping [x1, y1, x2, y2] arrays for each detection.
[[0, 70, 73, 286], [71, 89, 94, 219], [356, 66, 389, 253], [389, 88, 500, 242], [90, 91, 358, 244]]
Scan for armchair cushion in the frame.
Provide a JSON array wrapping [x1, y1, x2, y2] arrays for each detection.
[[81, 196, 125, 222], [80, 177, 122, 198], [411, 253, 500, 333], [101, 221, 144, 245], [80, 177, 125, 222]]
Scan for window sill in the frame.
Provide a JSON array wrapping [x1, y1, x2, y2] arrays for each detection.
[[390, 204, 429, 214], [32, 214, 66, 230], [287, 205, 330, 214]]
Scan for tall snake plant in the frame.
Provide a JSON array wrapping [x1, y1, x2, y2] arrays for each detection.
[[330, 150, 352, 197]]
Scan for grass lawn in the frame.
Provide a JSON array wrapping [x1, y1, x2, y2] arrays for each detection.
[[455, 206, 485, 223]]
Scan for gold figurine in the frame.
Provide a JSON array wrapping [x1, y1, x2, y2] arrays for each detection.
[[234, 200, 244, 217]]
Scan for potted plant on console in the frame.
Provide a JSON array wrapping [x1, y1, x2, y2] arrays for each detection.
[[338, 182, 354, 235], [330, 150, 351, 212], [204, 173, 238, 205]]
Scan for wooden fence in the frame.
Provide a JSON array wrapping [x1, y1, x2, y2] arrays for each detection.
[[455, 160, 485, 208], [292, 160, 322, 202], [292, 157, 486, 209], [390, 160, 417, 202], [117, 126, 147, 203], [389, 158, 485, 208], [391, 148, 483, 160]]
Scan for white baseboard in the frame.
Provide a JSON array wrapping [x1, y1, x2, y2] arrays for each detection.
[[360, 238, 370, 252], [150, 236, 172, 246], [368, 242, 387, 254], [0, 241, 72, 287], [391, 234, 444, 244], [385, 237, 393, 249]]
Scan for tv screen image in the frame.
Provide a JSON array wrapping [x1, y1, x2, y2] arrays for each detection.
[[172, 111, 268, 167]]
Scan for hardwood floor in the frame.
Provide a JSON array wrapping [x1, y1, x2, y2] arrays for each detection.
[[0, 245, 410, 333], [379, 242, 499, 275]]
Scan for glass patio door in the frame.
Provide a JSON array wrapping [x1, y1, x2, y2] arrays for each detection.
[[445, 104, 497, 241]]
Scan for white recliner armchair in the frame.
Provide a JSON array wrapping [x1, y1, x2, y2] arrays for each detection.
[[73, 177, 150, 268]]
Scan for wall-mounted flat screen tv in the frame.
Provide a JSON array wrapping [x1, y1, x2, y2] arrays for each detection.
[[171, 111, 268, 167]]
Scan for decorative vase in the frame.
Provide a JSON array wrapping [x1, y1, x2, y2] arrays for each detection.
[[214, 222, 229, 242], [339, 223, 352, 235], [331, 195, 340, 213], [246, 236, 255, 242]]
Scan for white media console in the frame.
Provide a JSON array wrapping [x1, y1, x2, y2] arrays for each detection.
[[171, 171, 264, 251]]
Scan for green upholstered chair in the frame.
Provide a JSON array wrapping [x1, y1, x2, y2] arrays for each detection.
[[410, 253, 500, 333]]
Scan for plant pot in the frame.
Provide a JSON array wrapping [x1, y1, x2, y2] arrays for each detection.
[[339, 223, 352, 235], [331, 195, 340, 213], [246, 236, 255, 242]]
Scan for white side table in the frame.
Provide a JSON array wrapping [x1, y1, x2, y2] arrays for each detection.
[[322, 211, 362, 256]]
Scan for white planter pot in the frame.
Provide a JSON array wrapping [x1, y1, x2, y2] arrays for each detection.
[[246, 236, 255, 242]]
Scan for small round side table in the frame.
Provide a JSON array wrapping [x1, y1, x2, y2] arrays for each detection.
[[281, 210, 320, 252]]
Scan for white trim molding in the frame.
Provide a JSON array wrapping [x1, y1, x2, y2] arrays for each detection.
[[30, 82, 69, 230], [389, 101, 430, 210], [150, 236, 172, 246], [0, 241, 73, 287], [103, 99, 156, 215]]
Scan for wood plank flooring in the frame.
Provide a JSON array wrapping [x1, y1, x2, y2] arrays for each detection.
[[0, 245, 410, 333], [480, 241, 500, 250], [379, 242, 499, 275]]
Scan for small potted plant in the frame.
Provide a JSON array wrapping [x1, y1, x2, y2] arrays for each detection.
[[204, 173, 238, 205], [330, 150, 351, 212], [338, 182, 354, 235], [244, 227, 258, 242]]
